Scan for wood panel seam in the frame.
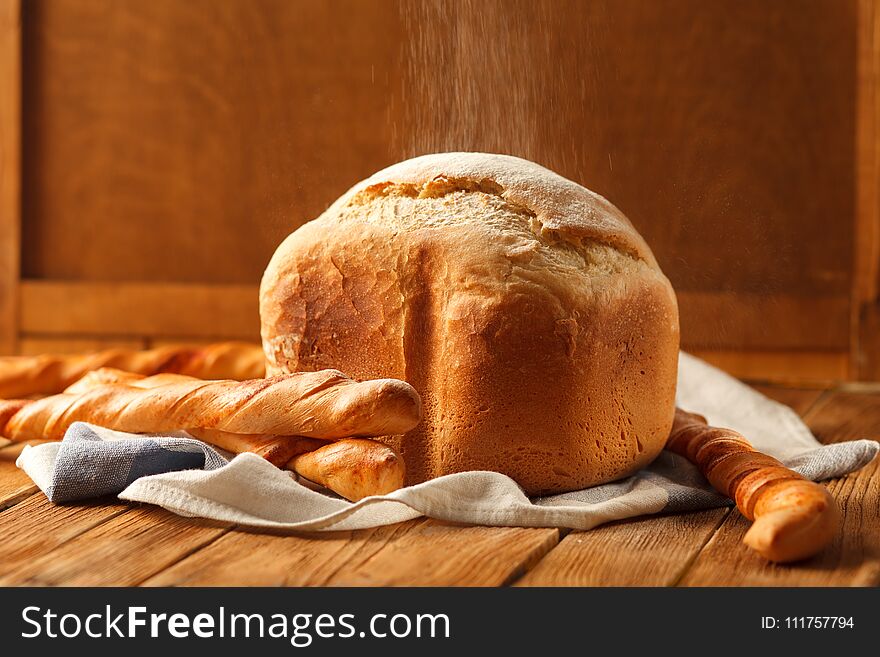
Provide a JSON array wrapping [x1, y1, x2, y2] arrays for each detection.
[[133, 525, 235, 587], [0, 485, 34, 512], [0, 498, 130, 577], [500, 528, 562, 587], [0, 0, 21, 356], [313, 520, 422, 586], [800, 387, 838, 424], [669, 508, 732, 587], [505, 526, 571, 586]]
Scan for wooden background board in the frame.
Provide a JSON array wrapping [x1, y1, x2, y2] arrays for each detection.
[[856, 0, 880, 379], [0, 0, 20, 356], [0, 0, 871, 383], [19, 0, 856, 294], [21, 0, 402, 286]]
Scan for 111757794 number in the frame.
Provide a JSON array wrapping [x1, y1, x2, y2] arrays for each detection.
[[761, 617, 855, 630]]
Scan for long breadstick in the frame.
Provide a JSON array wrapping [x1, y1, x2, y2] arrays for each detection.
[[0, 342, 267, 398], [1, 369, 422, 442], [668, 408, 839, 563]]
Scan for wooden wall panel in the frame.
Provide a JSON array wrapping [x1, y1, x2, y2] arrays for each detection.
[[10, 0, 871, 382], [18, 336, 145, 356], [0, 0, 19, 355], [19, 281, 259, 340], [396, 0, 856, 298], [21, 0, 403, 284], [856, 0, 880, 379]]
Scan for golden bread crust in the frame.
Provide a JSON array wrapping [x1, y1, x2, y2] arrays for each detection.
[[260, 153, 679, 494]]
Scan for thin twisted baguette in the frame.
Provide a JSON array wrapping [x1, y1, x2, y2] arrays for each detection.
[[1, 368, 422, 443], [0, 342, 266, 398], [668, 408, 839, 563]]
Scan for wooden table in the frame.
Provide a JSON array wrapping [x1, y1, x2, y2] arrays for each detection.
[[0, 383, 877, 587]]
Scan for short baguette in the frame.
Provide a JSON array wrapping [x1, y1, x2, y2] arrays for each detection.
[[286, 438, 406, 501], [0, 342, 267, 398], [1, 369, 422, 442], [160, 429, 404, 500], [668, 408, 839, 563]]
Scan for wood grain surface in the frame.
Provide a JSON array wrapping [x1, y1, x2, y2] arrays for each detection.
[[856, 0, 880, 308], [21, 0, 402, 285], [0, 442, 36, 510], [689, 350, 850, 385], [146, 519, 559, 587], [748, 384, 829, 416], [0, 505, 230, 586], [18, 335, 146, 356], [0, 493, 126, 574], [855, 0, 880, 380], [20, 281, 259, 340], [514, 509, 727, 587], [677, 293, 849, 352]]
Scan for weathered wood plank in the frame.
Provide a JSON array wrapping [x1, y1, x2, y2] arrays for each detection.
[[514, 387, 824, 587], [18, 335, 147, 356], [0, 493, 126, 576], [145, 519, 559, 587], [515, 509, 727, 587], [680, 390, 880, 586], [0, 0, 20, 356], [855, 0, 880, 380], [0, 442, 37, 510], [19, 281, 259, 340], [749, 383, 829, 416], [689, 349, 849, 386], [679, 293, 849, 351], [0, 505, 231, 585]]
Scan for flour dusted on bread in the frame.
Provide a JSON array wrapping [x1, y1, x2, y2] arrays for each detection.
[[260, 153, 679, 494], [331, 152, 656, 262]]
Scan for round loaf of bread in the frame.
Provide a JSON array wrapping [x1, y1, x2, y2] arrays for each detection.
[[260, 153, 679, 495]]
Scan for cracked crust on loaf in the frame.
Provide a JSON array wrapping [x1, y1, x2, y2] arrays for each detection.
[[260, 153, 679, 494]]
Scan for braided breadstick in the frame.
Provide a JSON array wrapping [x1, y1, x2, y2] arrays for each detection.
[[1, 369, 422, 442], [0, 342, 266, 398], [668, 408, 839, 563]]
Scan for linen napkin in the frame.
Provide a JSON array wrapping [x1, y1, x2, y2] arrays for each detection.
[[16, 352, 879, 532]]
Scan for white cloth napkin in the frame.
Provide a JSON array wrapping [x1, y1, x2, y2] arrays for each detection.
[[17, 353, 878, 532]]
